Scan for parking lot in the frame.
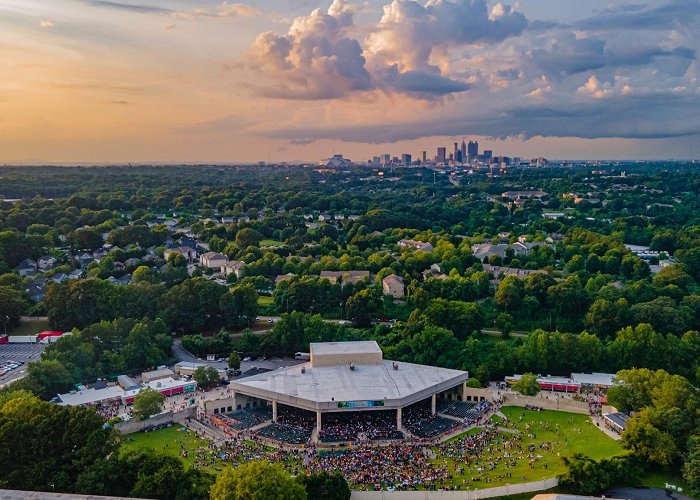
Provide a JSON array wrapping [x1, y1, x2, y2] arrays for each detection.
[[0, 343, 47, 387], [0, 343, 46, 361]]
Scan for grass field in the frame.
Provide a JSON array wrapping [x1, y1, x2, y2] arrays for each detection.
[[430, 407, 624, 489], [260, 239, 284, 247], [120, 425, 221, 473], [10, 319, 50, 336], [122, 408, 626, 490], [257, 296, 274, 305], [121, 426, 294, 476], [639, 468, 690, 491]]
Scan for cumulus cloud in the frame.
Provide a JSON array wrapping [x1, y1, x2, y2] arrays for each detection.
[[245, 1, 372, 99], [577, 75, 614, 99], [239, 0, 700, 144], [366, 0, 527, 72], [39, 20, 54, 28], [244, 0, 518, 100]]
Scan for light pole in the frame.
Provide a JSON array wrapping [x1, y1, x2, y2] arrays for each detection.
[[3, 315, 8, 336]]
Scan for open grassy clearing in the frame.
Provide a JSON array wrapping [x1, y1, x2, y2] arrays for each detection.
[[257, 295, 274, 305], [121, 426, 292, 476], [429, 407, 624, 489], [260, 239, 284, 247]]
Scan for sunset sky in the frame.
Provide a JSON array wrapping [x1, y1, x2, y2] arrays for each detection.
[[2, 0, 700, 163]]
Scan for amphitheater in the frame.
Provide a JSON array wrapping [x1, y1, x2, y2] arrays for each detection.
[[206, 341, 492, 445]]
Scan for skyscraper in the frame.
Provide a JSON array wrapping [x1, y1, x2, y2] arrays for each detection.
[[467, 141, 479, 160], [401, 153, 412, 165], [461, 141, 467, 162], [422, 151, 427, 163], [437, 147, 446, 162], [453, 142, 459, 162]]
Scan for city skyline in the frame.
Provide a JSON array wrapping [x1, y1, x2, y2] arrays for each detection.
[[2, 0, 700, 163]]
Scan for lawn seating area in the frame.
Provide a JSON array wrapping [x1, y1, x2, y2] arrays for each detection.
[[255, 423, 311, 445]]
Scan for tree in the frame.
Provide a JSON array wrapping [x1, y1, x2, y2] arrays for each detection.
[[296, 471, 350, 500], [220, 284, 258, 329], [494, 276, 524, 311], [0, 286, 26, 326], [132, 265, 159, 284], [228, 351, 241, 370], [683, 435, 700, 497], [559, 454, 642, 495], [193, 366, 221, 389], [495, 312, 512, 338], [584, 298, 631, 337], [133, 388, 165, 420], [345, 288, 382, 328], [422, 299, 484, 340], [0, 391, 120, 493], [210, 460, 307, 500], [20, 359, 73, 400], [67, 227, 103, 251], [512, 372, 540, 396], [235, 228, 263, 249]]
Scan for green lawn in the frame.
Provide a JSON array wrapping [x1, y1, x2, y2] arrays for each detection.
[[260, 239, 284, 247], [120, 425, 220, 473], [639, 468, 689, 491], [9, 319, 50, 336], [430, 407, 624, 489], [121, 426, 288, 476], [257, 296, 274, 305]]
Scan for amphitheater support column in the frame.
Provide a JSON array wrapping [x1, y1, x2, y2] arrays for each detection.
[[396, 407, 402, 431], [316, 411, 322, 432], [272, 400, 277, 422], [463, 382, 468, 401], [431, 394, 437, 415]]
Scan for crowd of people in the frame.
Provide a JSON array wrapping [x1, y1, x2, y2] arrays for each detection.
[[319, 410, 404, 443], [156, 401, 580, 491]]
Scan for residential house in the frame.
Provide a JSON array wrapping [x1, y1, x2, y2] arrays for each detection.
[[398, 239, 435, 252], [77, 253, 94, 268], [17, 259, 37, 277], [422, 263, 449, 280], [180, 237, 198, 250], [51, 273, 68, 284], [221, 260, 245, 279], [93, 248, 109, 261], [68, 269, 86, 280], [221, 216, 235, 224], [275, 273, 296, 285], [320, 270, 370, 285], [37, 255, 57, 271], [24, 283, 46, 302], [164, 246, 198, 263], [471, 243, 529, 262], [482, 264, 547, 281], [124, 258, 141, 267], [200, 251, 228, 269], [382, 274, 405, 299]]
